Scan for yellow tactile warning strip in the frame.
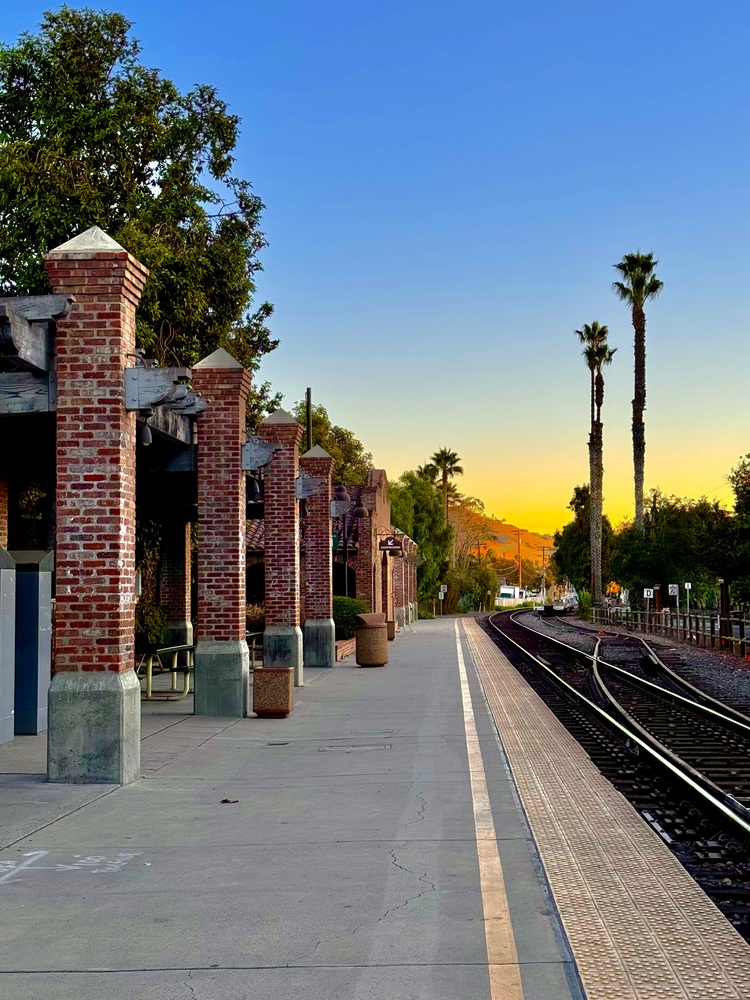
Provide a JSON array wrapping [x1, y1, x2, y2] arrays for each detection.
[[455, 622, 524, 999], [462, 619, 750, 1000]]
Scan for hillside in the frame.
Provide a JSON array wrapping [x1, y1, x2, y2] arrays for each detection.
[[450, 508, 554, 565]]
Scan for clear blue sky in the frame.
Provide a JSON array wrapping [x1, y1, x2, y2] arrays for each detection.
[[6, 2, 750, 531]]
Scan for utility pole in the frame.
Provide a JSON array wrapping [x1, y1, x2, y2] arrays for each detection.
[[516, 528, 523, 592], [540, 545, 549, 602]]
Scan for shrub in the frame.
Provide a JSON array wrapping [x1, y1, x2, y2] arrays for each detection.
[[245, 602, 265, 632], [577, 589, 593, 617], [333, 596, 370, 640], [417, 605, 435, 619], [135, 602, 168, 652]]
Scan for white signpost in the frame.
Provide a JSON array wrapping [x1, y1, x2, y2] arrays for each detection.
[[685, 582, 692, 616], [669, 583, 680, 616], [643, 587, 654, 615]]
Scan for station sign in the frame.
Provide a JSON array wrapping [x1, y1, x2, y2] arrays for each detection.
[[685, 582, 692, 590], [378, 535, 403, 551], [643, 588, 654, 599], [668, 584, 678, 597]]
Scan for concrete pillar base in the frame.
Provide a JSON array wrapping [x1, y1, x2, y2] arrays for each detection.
[[264, 626, 304, 687], [47, 670, 141, 784], [194, 640, 249, 717], [303, 618, 335, 668], [164, 619, 193, 649]]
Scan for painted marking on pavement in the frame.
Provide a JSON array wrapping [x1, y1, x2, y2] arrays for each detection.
[[456, 620, 524, 1000], [0, 851, 140, 883]]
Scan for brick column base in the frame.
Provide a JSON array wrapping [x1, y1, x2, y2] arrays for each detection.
[[303, 619, 335, 668], [193, 640, 249, 717], [48, 671, 140, 783]]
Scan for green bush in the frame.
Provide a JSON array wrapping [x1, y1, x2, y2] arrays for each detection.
[[333, 596, 370, 640], [417, 605, 435, 619], [135, 602, 168, 652], [577, 589, 593, 617]]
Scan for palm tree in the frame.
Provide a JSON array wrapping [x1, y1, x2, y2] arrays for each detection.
[[575, 322, 616, 605], [430, 447, 463, 523], [613, 251, 663, 530]]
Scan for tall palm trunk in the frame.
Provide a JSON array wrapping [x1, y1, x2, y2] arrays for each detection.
[[632, 304, 646, 530], [588, 428, 599, 601], [592, 372, 605, 605]]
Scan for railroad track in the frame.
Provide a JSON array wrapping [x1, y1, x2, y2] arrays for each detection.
[[483, 609, 750, 937]]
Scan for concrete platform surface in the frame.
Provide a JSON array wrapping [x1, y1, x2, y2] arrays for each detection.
[[0, 619, 579, 1000]]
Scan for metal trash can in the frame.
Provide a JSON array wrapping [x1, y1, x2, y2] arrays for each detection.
[[355, 612, 388, 667]]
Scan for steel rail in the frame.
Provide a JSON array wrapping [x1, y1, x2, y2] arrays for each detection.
[[485, 611, 750, 837], [508, 610, 750, 736], [552, 615, 750, 729]]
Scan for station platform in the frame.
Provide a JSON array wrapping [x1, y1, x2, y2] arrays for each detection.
[[0, 618, 749, 999]]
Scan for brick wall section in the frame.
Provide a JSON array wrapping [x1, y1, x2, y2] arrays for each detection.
[[395, 545, 405, 613], [192, 363, 252, 642], [161, 519, 191, 622], [260, 417, 304, 627], [0, 479, 7, 548], [300, 453, 333, 620], [44, 249, 148, 673], [356, 498, 375, 610]]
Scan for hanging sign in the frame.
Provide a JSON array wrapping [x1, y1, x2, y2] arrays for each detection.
[[379, 535, 403, 551]]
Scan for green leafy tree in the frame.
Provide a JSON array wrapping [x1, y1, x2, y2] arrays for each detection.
[[390, 471, 452, 601], [430, 447, 464, 523], [0, 7, 277, 418], [292, 401, 373, 485], [716, 457, 750, 606], [574, 321, 616, 605], [613, 489, 730, 607], [612, 251, 664, 530]]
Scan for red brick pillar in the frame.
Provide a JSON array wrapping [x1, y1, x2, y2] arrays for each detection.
[[355, 507, 374, 611], [0, 479, 7, 549], [192, 349, 252, 717], [300, 446, 335, 668], [161, 518, 192, 648], [395, 539, 406, 627], [44, 227, 148, 784], [259, 410, 304, 686]]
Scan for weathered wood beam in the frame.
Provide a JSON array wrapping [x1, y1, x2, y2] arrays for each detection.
[[0, 372, 56, 413], [0, 295, 72, 374]]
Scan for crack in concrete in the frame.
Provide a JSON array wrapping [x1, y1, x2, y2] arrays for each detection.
[[182, 967, 197, 998], [286, 847, 437, 967]]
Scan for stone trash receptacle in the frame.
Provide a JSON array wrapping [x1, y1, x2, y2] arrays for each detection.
[[355, 613, 389, 667], [253, 666, 294, 717], [386, 620, 396, 641]]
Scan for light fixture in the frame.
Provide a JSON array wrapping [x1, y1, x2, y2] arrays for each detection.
[[141, 420, 152, 447], [353, 502, 369, 519], [334, 484, 351, 503]]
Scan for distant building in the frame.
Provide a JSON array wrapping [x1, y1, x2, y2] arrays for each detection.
[[496, 585, 527, 606]]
